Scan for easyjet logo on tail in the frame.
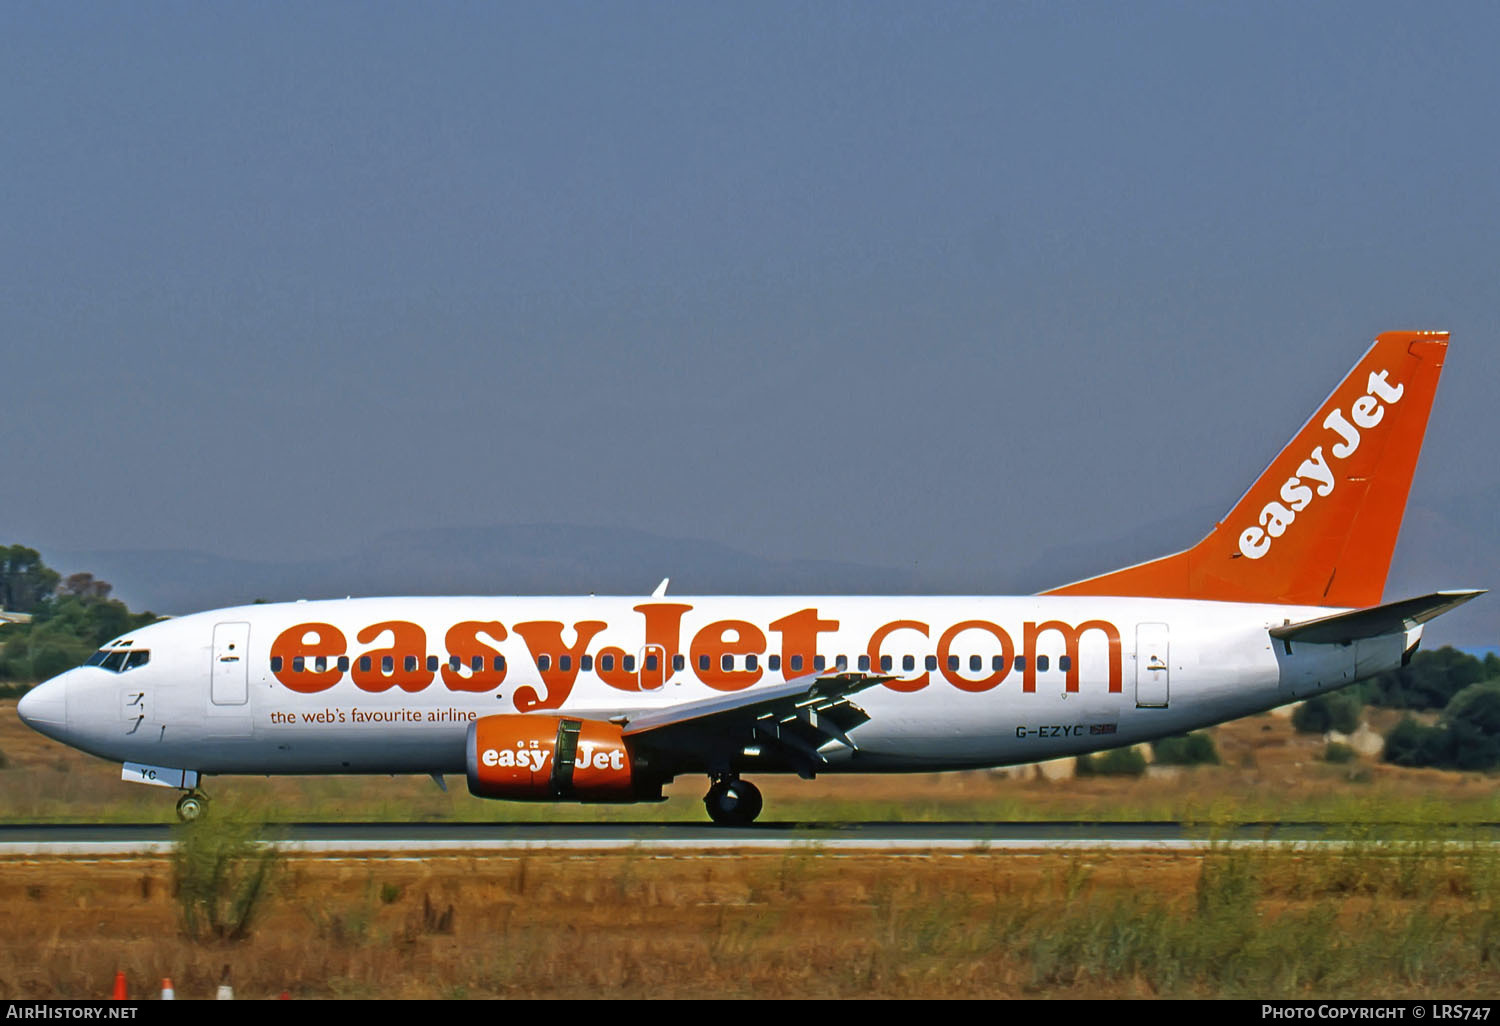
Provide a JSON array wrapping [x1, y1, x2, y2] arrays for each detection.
[[1238, 369, 1405, 560]]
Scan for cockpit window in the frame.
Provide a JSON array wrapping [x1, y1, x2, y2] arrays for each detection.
[[88, 648, 149, 673]]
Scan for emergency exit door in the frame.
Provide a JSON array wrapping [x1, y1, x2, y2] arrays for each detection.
[[1135, 623, 1170, 708], [211, 622, 250, 706]]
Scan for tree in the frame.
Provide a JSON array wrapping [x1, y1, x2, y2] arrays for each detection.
[[1382, 717, 1450, 767], [57, 573, 112, 600], [1152, 732, 1220, 765], [1382, 682, 1500, 771], [1359, 647, 1487, 710], [1443, 682, 1500, 771], [0, 546, 156, 684], [0, 546, 60, 613], [1292, 692, 1362, 734]]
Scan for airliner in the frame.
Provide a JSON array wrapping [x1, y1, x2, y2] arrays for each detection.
[[16, 331, 1482, 824]]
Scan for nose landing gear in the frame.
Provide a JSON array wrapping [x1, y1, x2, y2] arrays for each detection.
[[175, 791, 210, 822], [703, 776, 762, 826]]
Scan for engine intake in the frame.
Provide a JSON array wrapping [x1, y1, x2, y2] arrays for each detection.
[[466, 715, 656, 802]]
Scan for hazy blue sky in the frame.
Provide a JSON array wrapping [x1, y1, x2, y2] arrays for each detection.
[[3, 3, 1496, 596]]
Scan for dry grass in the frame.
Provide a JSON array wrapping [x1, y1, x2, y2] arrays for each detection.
[[7, 698, 1500, 999], [3, 844, 1500, 999]]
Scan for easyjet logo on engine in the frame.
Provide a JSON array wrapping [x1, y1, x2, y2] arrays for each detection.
[[268, 606, 1124, 712], [482, 745, 551, 772], [1237, 368, 1405, 560]]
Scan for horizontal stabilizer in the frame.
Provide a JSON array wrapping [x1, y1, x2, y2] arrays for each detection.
[[1269, 590, 1485, 645]]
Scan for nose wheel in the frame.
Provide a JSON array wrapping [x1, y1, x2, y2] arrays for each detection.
[[703, 776, 762, 826], [175, 791, 210, 822]]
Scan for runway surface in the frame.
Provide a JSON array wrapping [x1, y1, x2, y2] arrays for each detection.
[[3, 820, 1497, 856]]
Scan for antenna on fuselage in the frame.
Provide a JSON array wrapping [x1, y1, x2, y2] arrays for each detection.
[[652, 577, 670, 598]]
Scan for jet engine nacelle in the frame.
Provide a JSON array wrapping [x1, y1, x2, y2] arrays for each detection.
[[465, 715, 657, 802]]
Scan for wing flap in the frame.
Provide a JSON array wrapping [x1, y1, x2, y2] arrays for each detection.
[[621, 670, 891, 771]]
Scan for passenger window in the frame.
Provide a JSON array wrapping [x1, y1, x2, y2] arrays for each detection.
[[947, 655, 959, 671], [426, 655, 439, 672], [602, 654, 615, 672], [450, 656, 462, 671], [403, 656, 417, 673], [382, 656, 395, 673], [673, 654, 685, 672], [559, 655, 571, 672], [623, 655, 635, 672], [1059, 656, 1072, 671], [645, 654, 658, 672], [360, 656, 372, 673], [992, 656, 1004, 671], [338, 656, 350, 673], [1014, 656, 1025, 672], [698, 654, 709, 671], [902, 655, 915, 672], [314, 656, 327, 673], [969, 655, 981, 672], [745, 654, 757, 671], [722, 654, 734, 671], [768, 654, 780, 671], [814, 656, 826, 671], [538, 655, 551, 671], [494, 656, 506, 672], [1038, 655, 1050, 672], [292, 657, 305, 673], [790, 655, 803, 672], [581, 655, 593, 671], [270, 656, 283, 672]]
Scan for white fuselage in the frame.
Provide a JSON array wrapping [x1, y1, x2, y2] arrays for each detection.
[[21, 593, 1413, 779]]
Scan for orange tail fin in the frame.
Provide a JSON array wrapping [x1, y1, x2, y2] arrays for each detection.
[[1045, 330, 1449, 607]]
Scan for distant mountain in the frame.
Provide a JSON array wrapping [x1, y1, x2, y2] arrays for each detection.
[[43, 493, 1495, 647], [48, 524, 920, 614]]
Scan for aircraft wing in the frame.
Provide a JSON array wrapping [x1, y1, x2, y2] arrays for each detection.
[[1270, 590, 1485, 646], [619, 671, 892, 774]]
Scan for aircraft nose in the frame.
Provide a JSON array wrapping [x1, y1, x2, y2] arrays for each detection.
[[17, 674, 68, 734]]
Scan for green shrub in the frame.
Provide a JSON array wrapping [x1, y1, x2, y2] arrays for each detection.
[[1152, 732, 1219, 766], [1077, 746, 1147, 776], [1323, 742, 1356, 764], [1382, 682, 1500, 771], [1293, 692, 1362, 734], [1442, 681, 1500, 770], [172, 813, 278, 943], [1383, 717, 1451, 768], [1360, 646, 1488, 710]]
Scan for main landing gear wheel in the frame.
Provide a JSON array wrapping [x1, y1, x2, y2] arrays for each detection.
[[175, 792, 209, 822], [704, 777, 763, 826]]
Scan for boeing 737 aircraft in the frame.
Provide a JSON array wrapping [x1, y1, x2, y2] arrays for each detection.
[[16, 331, 1482, 824]]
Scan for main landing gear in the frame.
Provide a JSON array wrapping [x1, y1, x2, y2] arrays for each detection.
[[703, 775, 762, 826], [175, 790, 210, 822]]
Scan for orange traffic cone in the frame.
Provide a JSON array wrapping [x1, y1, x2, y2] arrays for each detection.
[[111, 971, 127, 1000], [161, 978, 175, 1000]]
